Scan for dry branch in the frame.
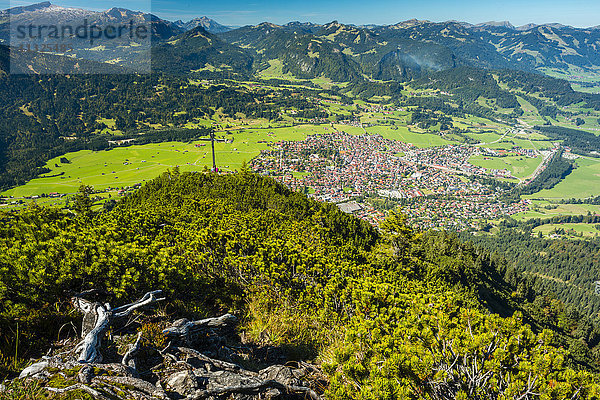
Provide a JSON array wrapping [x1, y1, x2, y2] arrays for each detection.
[[175, 346, 257, 376], [163, 313, 237, 340], [122, 331, 143, 370], [186, 379, 321, 400], [44, 383, 109, 400], [94, 375, 169, 399]]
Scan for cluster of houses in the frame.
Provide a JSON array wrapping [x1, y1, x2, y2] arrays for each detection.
[[251, 130, 532, 229], [401, 196, 531, 230]]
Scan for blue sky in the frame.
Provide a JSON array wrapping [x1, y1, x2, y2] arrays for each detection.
[[5, 0, 600, 27]]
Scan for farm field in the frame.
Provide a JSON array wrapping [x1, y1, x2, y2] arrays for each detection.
[[1, 125, 324, 198], [364, 125, 452, 147], [525, 157, 600, 199], [469, 154, 542, 179], [538, 66, 600, 95], [533, 223, 600, 239], [513, 201, 600, 221]]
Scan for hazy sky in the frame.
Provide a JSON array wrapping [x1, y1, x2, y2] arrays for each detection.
[[5, 0, 600, 27]]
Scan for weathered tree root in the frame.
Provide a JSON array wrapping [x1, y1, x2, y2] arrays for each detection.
[[44, 383, 109, 400], [163, 313, 238, 344], [186, 379, 321, 400], [174, 346, 257, 376], [19, 360, 49, 379], [122, 331, 143, 369], [73, 290, 165, 363], [94, 375, 169, 399]]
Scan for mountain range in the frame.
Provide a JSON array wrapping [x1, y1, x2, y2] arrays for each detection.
[[173, 16, 232, 33], [213, 18, 600, 82], [1, 2, 600, 82]]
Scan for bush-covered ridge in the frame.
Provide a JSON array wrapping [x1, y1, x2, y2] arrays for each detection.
[[1, 171, 599, 398]]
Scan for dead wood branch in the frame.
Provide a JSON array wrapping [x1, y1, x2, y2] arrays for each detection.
[[163, 314, 237, 340], [122, 331, 143, 370], [44, 383, 109, 400], [186, 379, 321, 400], [94, 375, 169, 399], [174, 346, 257, 376]]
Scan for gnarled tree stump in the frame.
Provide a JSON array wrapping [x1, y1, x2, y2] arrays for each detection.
[[72, 290, 165, 363]]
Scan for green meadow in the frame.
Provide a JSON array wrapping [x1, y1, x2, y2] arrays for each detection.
[[2, 125, 333, 198], [451, 115, 508, 131], [538, 66, 600, 95], [488, 138, 554, 151], [469, 154, 543, 179], [364, 125, 452, 147], [549, 115, 600, 135], [513, 200, 600, 221], [257, 59, 299, 81], [533, 223, 600, 239], [466, 130, 505, 144], [256, 60, 348, 90], [3, 143, 216, 198], [525, 157, 600, 199], [360, 110, 411, 126], [332, 124, 366, 135]]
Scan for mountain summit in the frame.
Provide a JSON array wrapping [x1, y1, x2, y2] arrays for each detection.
[[174, 16, 231, 33]]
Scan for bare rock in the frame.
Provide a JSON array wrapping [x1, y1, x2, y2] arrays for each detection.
[[166, 370, 199, 396], [204, 370, 260, 390], [258, 365, 302, 387]]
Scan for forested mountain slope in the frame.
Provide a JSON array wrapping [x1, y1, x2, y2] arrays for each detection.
[[374, 21, 600, 72], [219, 21, 459, 81], [151, 27, 254, 75], [3, 3, 600, 80], [462, 226, 600, 318], [1, 171, 600, 398], [214, 19, 600, 82], [0, 67, 326, 190]]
